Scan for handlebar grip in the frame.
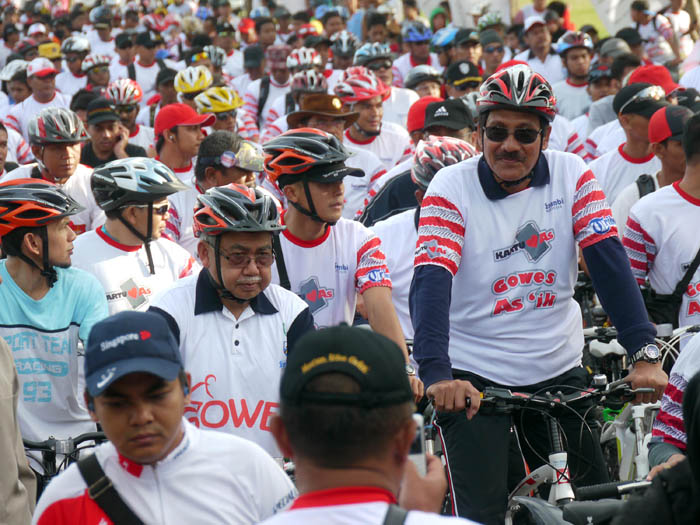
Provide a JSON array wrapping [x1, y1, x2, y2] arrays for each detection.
[[576, 480, 650, 501]]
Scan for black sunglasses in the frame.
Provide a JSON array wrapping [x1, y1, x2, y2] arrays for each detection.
[[367, 60, 392, 71], [117, 42, 133, 49], [182, 92, 199, 100], [484, 126, 542, 144]]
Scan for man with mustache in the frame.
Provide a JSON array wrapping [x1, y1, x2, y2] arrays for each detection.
[[150, 184, 314, 457], [410, 64, 667, 524], [71, 158, 198, 315]]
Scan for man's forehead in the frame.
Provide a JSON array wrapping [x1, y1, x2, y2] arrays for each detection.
[[220, 231, 272, 250], [486, 110, 540, 127]]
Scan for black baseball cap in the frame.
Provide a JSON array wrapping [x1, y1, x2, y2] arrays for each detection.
[[676, 87, 700, 112], [156, 67, 177, 86], [455, 28, 480, 46], [480, 29, 504, 47], [444, 60, 481, 87], [115, 33, 132, 49], [280, 325, 413, 408], [135, 30, 163, 47], [424, 98, 475, 131], [85, 311, 183, 396], [648, 105, 693, 144], [86, 97, 120, 126], [613, 82, 669, 119], [216, 21, 236, 34], [244, 44, 264, 68]]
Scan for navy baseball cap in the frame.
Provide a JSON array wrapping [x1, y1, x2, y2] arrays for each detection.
[[85, 311, 183, 396]]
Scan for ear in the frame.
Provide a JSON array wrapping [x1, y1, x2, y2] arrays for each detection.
[[650, 141, 664, 159], [22, 231, 42, 257], [197, 239, 211, 268], [203, 166, 219, 187], [282, 183, 299, 204], [540, 125, 552, 151], [30, 144, 43, 161], [184, 372, 192, 403], [475, 124, 483, 151], [84, 391, 99, 423], [270, 414, 295, 459], [414, 189, 425, 205]]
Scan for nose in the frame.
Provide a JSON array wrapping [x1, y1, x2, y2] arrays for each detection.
[[502, 131, 520, 151], [129, 401, 155, 427]]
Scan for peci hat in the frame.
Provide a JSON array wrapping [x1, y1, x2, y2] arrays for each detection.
[[280, 325, 413, 408], [135, 30, 163, 47], [628, 64, 679, 95], [265, 44, 291, 69], [86, 97, 120, 126], [27, 57, 58, 78], [85, 311, 184, 396], [243, 44, 264, 68], [287, 94, 359, 129], [154, 102, 216, 137], [613, 82, 669, 119], [454, 28, 480, 46], [406, 95, 443, 133], [648, 105, 693, 144], [424, 98, 475, 131]]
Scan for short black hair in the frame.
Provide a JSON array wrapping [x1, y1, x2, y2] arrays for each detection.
[[610, 53, 641, 81], [547, 1, 567, 17], [70, 88, 100, 112], [630, 0, 649, 12], [683, 113, 700, 164], [9, 67, 27, 85], [279, 373, 414, 467], [1, 225, 37, 259], [365, 12, 387, 30], [255, 16, 274, 34], [404, 0, 418, 9], [321, 10, 344, 25], [292, 11, 310, 23], [194, 130, 242, 181], [191, 33, 213, 48]]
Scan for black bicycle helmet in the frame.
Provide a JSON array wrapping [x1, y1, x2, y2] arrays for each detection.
[[404, 64, 443, 90]]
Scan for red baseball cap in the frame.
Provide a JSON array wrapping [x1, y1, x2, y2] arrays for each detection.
[[407, 96, 443, 134], [648, 105, 694, 144], [628, 64, 679, 95], [154, 103, 216, 138]]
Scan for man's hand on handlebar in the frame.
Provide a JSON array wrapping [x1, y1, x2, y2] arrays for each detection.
[[426, 379, 480, 419], [409, 376, 424, 403], [625, 361, 668, 404]]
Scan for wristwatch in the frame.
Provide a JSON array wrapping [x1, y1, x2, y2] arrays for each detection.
[[405, 364, 417, 376], [630, 344, 661, 365]]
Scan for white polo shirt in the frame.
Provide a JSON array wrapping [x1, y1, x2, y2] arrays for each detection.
[[343, 121, 412, 170], [150, 269, 314, 457], [344, 145, 387, 219], [128, 123, 155, 151], [588, 143, 661, 203], [552, 79, 591, 121], [383, 86, 420, 129], [391, 52, 444, 88], [611, 171, 660, 234], [55, 70, 88, 98]]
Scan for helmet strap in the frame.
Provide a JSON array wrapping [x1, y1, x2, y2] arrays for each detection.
[[288, 179, 337, 226], [16, 227, 58, 287], [117, 204, 155, 274], [210, 235, 254, 304], [353, 121, 381, 138]]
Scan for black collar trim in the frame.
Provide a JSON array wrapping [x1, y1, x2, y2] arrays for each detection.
[[194, 269, 278, 316], [477, 154, 551, 200]]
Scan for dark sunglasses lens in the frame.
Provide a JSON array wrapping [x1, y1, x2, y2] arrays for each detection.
[[514, 129, 540, 144], [183, 92, 198, 100], [484, 127, 509, 142], [118, 43, 133, 49], [485, 46, 504, 53]]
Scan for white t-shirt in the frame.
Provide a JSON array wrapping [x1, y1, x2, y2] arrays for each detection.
[[588, 143, 661, 203], [132, 58, 180, 107], [343, 121, 412, 170], [243, 77, 291, 140], [547, 114, 587, 161], [136, 101, 163, 128], [571, 113, 589, 142], [222, 49, 244, 79], [128, 123, 155, 151], [513, 48, 566, 85], [89, 37, 117, 61], [585, 119, 620, 161], [108, 59, 130, 83], [383, 86, 420, 129], [6, 127, 32, 165], [680, 64, 700, 89], [663, 8, 694, 58], [391, 52, 444, 88], [55, 70, 88, 98], [166, 185, 201, 256], [271, 216, 392, 329], [552, 79, 591, 121], [344, 145, 387, 219], [372, 208, 417, 339], [595, 124, 626, 158], [6, 92, 71, 141], [72, 226, 199, 314], [3, 164, 105, 234], [611, 171, 659, 234], [637, 14, 676, 64], [623, 181, 700, 328]]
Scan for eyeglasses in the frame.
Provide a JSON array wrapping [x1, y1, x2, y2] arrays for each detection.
[[66, 55, 82, 63], [89, 66, 109, 75], [618, 85, 665, 115], [117, 42, 133, 49], [115, 104, 138, 113], [484, 45, 504, 54], [454, 81, 480, 91], [206, 241, 275, 268], [129, 203, 170, 216], [216, 110, 237, 120], [484, 126, 542, 144], [367, 59, 392, 71]]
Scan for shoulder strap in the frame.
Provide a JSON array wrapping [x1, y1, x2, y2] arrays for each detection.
[[382, 504, 409, 525], [272, 233, 291, 290], [150, 103, 158, 127], [77, 454, 145, 525], [156, 58, 166, 70], [257, 76, 271, 127], [30, 165, 43, 179], [127, 62, 136, 81], [674, 244, 700, 297], [635, 174, 656, 198]]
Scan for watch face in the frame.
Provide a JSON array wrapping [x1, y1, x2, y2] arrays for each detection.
[[645, 345, 660, 359], [405, 364, 416, 375]]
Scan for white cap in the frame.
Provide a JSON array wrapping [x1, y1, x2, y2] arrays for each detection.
[[27, 57, 58, 78], [27, 22, 47, 35], [523, 15, 547, 33]]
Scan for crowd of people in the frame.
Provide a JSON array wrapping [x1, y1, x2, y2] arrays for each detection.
[[2, 0, 700, 523]]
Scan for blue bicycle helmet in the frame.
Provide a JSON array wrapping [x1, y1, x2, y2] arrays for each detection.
[[431, 27, 458, 49], [354, 42, 393, 66], [402, 21, 432, 43]]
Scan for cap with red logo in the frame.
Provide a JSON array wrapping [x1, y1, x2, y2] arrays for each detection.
[[27, 57, 58, 78], [628, 64, 679, 95], [153, 102, 216, 137], [85, 311, 184, 396], [648, 105, 694, 144]]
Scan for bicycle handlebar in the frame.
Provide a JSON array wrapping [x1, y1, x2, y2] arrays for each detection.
[[575, 479, 652, 501], [23, 432, 106, 453]]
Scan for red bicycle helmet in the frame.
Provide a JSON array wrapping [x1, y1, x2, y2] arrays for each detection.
[[411, 136, 478, 191], [333, 68, 388, 104]]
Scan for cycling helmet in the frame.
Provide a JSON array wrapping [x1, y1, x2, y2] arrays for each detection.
[[404, 65, 442, 90], [477, 64, 556, 123], [402, 21, 432, 43], [411, 135, 478, 191], [28, 108, 90, 146], [431, 27, 458, 49], [174, 65, 213, 94], [287, 47, 322, 71], [477, 12, 504, 32], [262, 128, 361, 224], [81, 53, 112, 73], [0, 59, 28, 82], [249, 6, 270, 19], [61, 36, 91, 55], [142, 13, 168, 32], [15, 39, 39, 56], [556, 31, 594, 56], [334, 69, 388, 104], [330, 30, 359, 58], [106, 78, 144, 105], [297, 23, 319, 40], [91, 158, 187, 274], [0, 179, 84, 287], [202, 45, 226, 68], [353, 42, 393, 66], [588, 61, 611, 83], [290, 70, 328, 94], [195, 86, 244, 114], [89, 5, 112, 25]]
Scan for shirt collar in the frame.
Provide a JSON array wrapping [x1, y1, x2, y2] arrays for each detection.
[[193, 268, 278, 316], [527, 47, 557, 60], [477, 153, 550, 200]]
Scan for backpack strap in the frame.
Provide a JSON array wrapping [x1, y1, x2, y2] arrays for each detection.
[[156, 58, 166, 70], [272, 233, 291, 290], [127, 62, 136, 81], [382, 504, 409, 525], [673, 244, 700, 298], [77, 454, 145, 525], [635, 174, 656, 199], [257, 76, 271, 128]]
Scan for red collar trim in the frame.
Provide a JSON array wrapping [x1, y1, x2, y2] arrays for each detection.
[[281, 211, 331, 247], [72, 71, 87, 78], [566, 78, 588, 87], [97, 226, 141, 252], [673, 180, 700, 206], [155, 156, 192, 173], [34, 92, 57, 104], [129, 124, 140, 138], [117, 452, 144, 477], [618, 143, 655, 164], [137, 60, 156, 68], [290, 486, 397, 510], [344, 128, 376, 145], [409, 54, 429, 68]]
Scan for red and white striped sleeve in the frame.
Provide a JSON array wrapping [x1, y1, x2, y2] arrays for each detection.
[[584, 137, 599, 162], [622, 212, 657, 285], [565, 131, 587, 161], [5, 112, 20, 134], [242, 87, 260, 139], [414, 193, 465, 276], [572, 169, 618, 248], [15, 132, 32, 164], [651, 371, 688, 451], [260, 121, 284, 143], [165, 197, 182, 242], [355, 234, 392, 293]]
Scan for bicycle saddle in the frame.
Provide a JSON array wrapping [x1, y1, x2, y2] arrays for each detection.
[[562, 499, 625, 525], [589, 340, 627, 358]]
